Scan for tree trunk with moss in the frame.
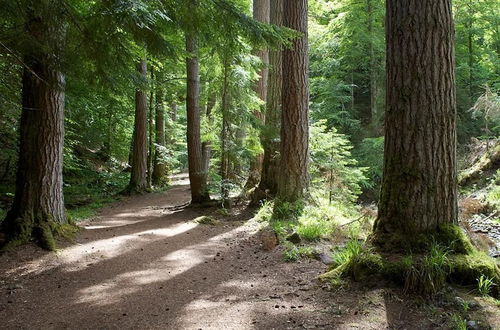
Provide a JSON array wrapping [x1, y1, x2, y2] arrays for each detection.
[[1, 7, 66, 250], [244, 0, 270, 191], [373, 0, 458, 247], [277, 0, 310, 203], [128, 59, 149, 194], [254, 0, 283, 202]]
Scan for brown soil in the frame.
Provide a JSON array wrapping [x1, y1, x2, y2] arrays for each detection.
[[0, 175, 498, 329]]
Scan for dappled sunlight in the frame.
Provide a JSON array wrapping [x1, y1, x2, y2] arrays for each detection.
[[74, 225, 246, 307], [2, 221, 199, 278], [60, 221, 199, 271], [178, 298, 255, 329]]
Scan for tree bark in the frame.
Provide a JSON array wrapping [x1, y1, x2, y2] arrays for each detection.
[[277, 0, 310, 203], [147, 68, 155, 189], [255, 0, 283, 201], [201, 92, 216, 190], [220, 57, 231, 208], [127, 59, 149, 194], [373, 0, 458, 246], [186, 18, 210, 204], [2, 8, 66, 250], [152, 72, 168, 186], [245, 0, 270, 190]]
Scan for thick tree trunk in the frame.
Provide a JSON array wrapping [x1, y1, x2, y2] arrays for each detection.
[[255, 0, 283, 201], [373, 0, 458, 246], [128, 59, 149, 194], [186, 25, 210, 204], [277, 0, 310, 203], [245, 0, 270, 190], [152, 72, 168, 186], [2, 11, 66, 250]]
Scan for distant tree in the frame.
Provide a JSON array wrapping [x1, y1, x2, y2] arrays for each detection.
[[373, 0, 458, 247], [244, 0, 270, 190], [127, 59, 149, 194], [277, 0, 310, 203], [152, 71, 168, 186]]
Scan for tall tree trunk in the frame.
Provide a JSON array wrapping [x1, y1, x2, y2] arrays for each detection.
[[186, 18, 210, 204], [277, 0, 310, 203], [147, 68, 155, 189], [373, 0, 458, 247], [2, 9, 66, 250], [152, 72, 168, 186], [128, 59, 149, 194], [245, 0, 270, 191], [255, 0, 283, 201]]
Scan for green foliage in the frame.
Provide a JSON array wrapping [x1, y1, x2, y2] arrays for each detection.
[[282, 242, 314, 262], [273, 199, 305, 222], [253, 201, 274, 223], [450, 313, 467, 330], [310, 120, 368, 203], [194, 216, 219, 225], [477, 275, 495, 296], [353, 136, 384, 196], [405, 244, 451, 296]]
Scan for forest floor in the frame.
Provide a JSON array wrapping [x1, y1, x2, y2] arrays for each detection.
[[0, 174, 499, 330]]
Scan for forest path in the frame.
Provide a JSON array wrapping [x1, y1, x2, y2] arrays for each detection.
[[1, 175, 487, 330], [0, 174, 339, 329]]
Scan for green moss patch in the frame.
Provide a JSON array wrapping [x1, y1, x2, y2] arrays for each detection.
[[322, 229, 500, 297]]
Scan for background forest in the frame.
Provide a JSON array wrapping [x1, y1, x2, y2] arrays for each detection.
[[0, 0, 498, 218], [0, 0, 500, 328]]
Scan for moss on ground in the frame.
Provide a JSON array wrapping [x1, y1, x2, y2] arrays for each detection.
[[322, 225, 500, 298]]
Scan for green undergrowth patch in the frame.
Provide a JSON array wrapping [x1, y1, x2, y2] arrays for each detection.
[[321, 225, 500, 298], [254, 192, 369, 262], [66, 197, 119, 222], [282, 241, 315, 262], [194, 215, 220, 225]]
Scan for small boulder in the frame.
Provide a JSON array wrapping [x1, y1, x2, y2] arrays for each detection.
[[260, 230, 278, 251]]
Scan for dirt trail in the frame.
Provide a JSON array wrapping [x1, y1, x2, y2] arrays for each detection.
[[1, 175, 496, 329]]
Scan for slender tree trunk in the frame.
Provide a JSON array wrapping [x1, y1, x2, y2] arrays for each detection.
[[152, 72, 168, 186], [220, 56, 231, 207], [467, 0, 474, 106], [201, 92, 216, 189], [128, 59, 149, 194], [2, 9, 66, 250], [367, 0, 377, 130], [277, 0, 310, 203], [373, 0, 458, 247], [186, 20, 210, 204], [147, 69, 155, 189], [245, 0, 270, 190], [255, 0, 283, 201]]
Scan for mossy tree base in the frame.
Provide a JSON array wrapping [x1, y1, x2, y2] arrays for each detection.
[[1, 214, 79, 251], [371, 224, 475, 255], [322, 225, 500, 298]]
